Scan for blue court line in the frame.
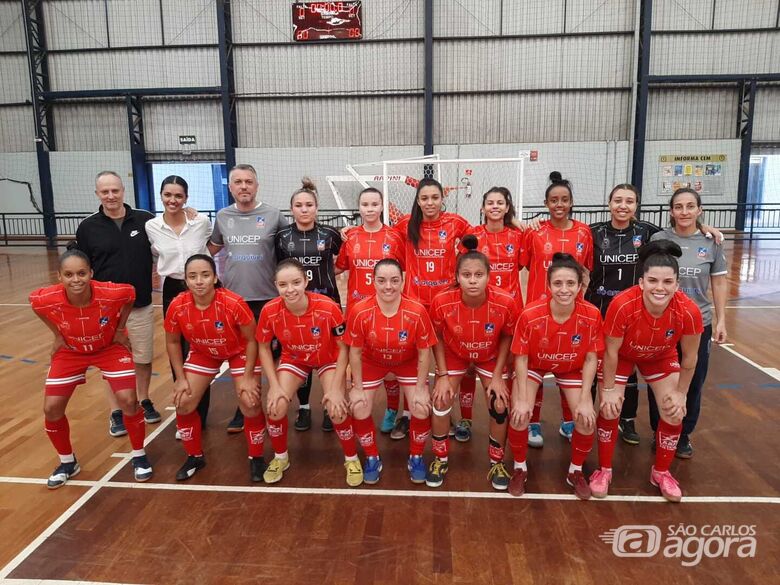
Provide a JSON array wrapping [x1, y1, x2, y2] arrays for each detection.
[[19, 358, 37, 364], [760, 383, 780, 389], [0, 355, 12, 360], [716, 383, 742, 389]]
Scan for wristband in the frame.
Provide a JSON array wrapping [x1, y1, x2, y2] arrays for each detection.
[[602, 387, 615, 393]]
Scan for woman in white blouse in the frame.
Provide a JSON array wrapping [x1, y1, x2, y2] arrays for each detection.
[[145, 176, 213, 425]]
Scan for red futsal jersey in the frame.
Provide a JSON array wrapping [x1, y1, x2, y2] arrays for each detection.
[[430, 285, 518, 362], [336, 224, 404, 313], [604, 286, 703, 362], [520, 220, 593, 303], [164, 288, 254, 359], [394, 212, 470, 306], [347, 295, 436, 366], [511, 297, 604, 371], [257, 292, 345, 364], [461, 224, 525, 302], [29, 280, 135, 353]]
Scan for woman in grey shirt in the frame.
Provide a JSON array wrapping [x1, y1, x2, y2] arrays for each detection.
[[649, 187, 728, 458]]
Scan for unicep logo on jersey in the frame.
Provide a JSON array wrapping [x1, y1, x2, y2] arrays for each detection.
[[600, 524, 757, 566], [697, 247, 707, 257], [633, 235, 643, 247]]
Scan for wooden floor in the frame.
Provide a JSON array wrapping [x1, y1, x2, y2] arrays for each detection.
[[0, 241, 778, 585]]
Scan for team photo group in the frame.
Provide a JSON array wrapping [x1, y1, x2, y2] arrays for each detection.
[[30, 163, 727, 504]]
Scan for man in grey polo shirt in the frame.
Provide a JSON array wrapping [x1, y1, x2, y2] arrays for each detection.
[[208, 164, 288, 432]]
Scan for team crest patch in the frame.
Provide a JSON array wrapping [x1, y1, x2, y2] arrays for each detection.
[[438, 230, 447, 241], [215, 321, 224, 330], [632, 235, 642, 248], [506, 244, 514, 253], [382, 243, 391, 254], [576, 242, 585, 252], [311, 326, 321, 337], [227, 218, 235, 229], [571, 333, 581, 345], [484, 323, 495, 334], [665, 328, 675, 338], [353, 243, 361, 254], [255, 216, 265, 228], [287, 241, 295, 251], [316, 239, 326, 251], [398, 330, 408, 342], [697, 247, 707, 257], [602, 237, 610, 248], [543, 242, 553, 253], [99, 316, 109, 327]]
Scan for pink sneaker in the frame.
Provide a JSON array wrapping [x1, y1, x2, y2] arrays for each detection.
[[589, 468, 612, 499], [650, 467, 682, 502]]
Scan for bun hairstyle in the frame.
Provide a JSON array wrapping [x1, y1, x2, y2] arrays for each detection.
[[290, 176, 319, 206], [545, 171, 573, 202], [184, 254, 223, 289], [408, 177, 445, 249], [482, 186, 517, 227], [547, 252, 584, 284], [638, 240, 682, 276], [455, 234, 490, 276], [59, 248, 92, 270]]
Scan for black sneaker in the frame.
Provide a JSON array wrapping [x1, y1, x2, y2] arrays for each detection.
[[250, 457, 267, 482], [322, 409, 334, 432], [675, 434, 693, 459], [108, 409, 127, 437], [227, 408, 244, 433], [132, 454, 153, 482], [176, 455, 206, 481], [618, 418, 640, 445], [390, 415, 410, 440], [140, 399, 162, 424], [294, 408, 312, 432], [47, 459, 80, 489]]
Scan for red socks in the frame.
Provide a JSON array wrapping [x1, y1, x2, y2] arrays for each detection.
[[432, 434, 449, 460], [409, 416, 431, 456], [460, 373, 476, 420], [333, 417, 357, 458], [352, 416, 379, 458], [267, 416, 289, 456], [244, 413, 267, 458], [45, 416, 72, 456], [596, 415, 620, 469], [571, 429, 594, 467], [655, 419, 682, 473], [488, 436, 505, 464], [560, 391, 573, 423], [123, 408, 146, 451], [384, 378, 400, 411], [176, 410, 203, 457], [507, 425, 528, 465]]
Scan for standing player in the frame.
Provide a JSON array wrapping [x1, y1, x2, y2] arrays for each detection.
[[347, 259, 436, 484], [276, 178, 343, 433], [428, 236, 518, 490], [508, 253, 602, 499], [30, 250, 152, 488], [520, 171, 593, 447], [590, 241, 702, 502], [165, 255, 267, 482], [257, 259, 361, 486], [336, 187, 406, 434]]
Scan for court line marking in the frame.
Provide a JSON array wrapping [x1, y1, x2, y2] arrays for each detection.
[[4, 580, 143, 585], [719, 344, 780, 382]]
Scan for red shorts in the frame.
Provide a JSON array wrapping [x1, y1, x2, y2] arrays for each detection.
[[45, 344, 135, 397], [184, 349, 262, 378], [443, 347, 509, 380], [278, 360, 337, 381], [361, 358, 419, 389], [527, 369, 583, 390], [597, 352, 680, 384]]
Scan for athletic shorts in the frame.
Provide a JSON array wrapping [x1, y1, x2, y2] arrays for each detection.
[[527, 369, 583, 390], [443, 347, 509, 380], [183, 348, 262, 378], [597, 352, 680, 384], [46, 344, 136, 397], [361, 358, 419, 389], [126, 304, 154, 364], [278, 360, 337, 381]]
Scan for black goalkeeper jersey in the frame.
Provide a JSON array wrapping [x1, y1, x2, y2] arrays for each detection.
[[585, 220, 661, 315], [275, 222, 343, 305]]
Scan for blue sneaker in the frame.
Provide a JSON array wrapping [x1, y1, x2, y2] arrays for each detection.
[[132, 454, 153, 482], [380, 409, 397, 433], [559, 421, 575, 442], [109, 409, 127, 437], [47, 459, 80, 489], [408, 455, 426, 484], [528, 423, 544, 448], [363, 456, 383, 484], [454, 419, 472, 443]]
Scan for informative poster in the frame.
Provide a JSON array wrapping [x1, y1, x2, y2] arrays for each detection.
[[658, 154, 726, 196]]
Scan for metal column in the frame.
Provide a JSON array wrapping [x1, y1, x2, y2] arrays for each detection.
[[126, 95, 152, 211], [423, 0, 434, 157], [630, 0, 652, 192], [735, 79, 756, 231], [217, 0, 237, 177]]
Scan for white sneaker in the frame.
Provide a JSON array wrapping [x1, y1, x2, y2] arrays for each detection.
[[528, 423, 544, 448]]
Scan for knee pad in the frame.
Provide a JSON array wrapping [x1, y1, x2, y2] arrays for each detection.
[[432, 405, 452, 417], [488, 393, 507, 424]]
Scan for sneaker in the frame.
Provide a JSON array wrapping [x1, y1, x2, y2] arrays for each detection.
[[675, 434, 693, 459], [227, 409, 244, 433], [249, 457, 267, 482], [47, 459, 80, 489], [263, 456, 290, 484], [108, 410, 127, 437], [619, 418, 640, 445], [294, 408, 312, 432], [390, 415, 410, 440], [345, 459, 363, 487], [425, 458, 449, 488], [363, 456, 382, 484], [528, 423, 544, 448], [566, 470, 592, 500], [487, 461, 511, 491], [589, 468, 612, 499], [650, 467, 682, 502], [454, 419, 472, 443], [140, 399, 161, 424], [380, 408, 397, 433], [132, 454, 153, 482], [559, 421, 574, 441], [407, 455, 426, 484], [322, 410, 334, 432], [508, 468, 527, 497], [175, 455, 206, 481]]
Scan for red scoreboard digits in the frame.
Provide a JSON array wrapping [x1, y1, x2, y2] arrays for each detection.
[[292, 2, 363, 42]]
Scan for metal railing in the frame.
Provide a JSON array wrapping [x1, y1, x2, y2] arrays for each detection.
[[2, 204, 780, 246]]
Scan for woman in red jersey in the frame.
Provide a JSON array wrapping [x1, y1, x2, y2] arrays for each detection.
[[165, 254, 266, 483], [589, 240, 703, 502], [428, 236, 519, 490], [336, 187, 406, 435], [347, 259, 437, 484], [30, 250, 151, 489], [521, 171, 594, 447], [257, 259, 361, 486], [508, 253, 603, 499]]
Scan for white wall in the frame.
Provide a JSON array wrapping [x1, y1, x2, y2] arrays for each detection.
[[49, 151, 134, 212], [0, 153, 42, 213]]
